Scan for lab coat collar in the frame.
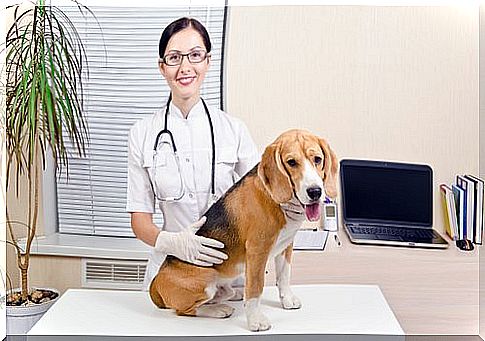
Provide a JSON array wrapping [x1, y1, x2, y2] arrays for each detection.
[[168, 99, 205, 120]]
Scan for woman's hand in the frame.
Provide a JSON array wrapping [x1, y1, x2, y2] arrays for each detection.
[[154, 216, 228, 266]]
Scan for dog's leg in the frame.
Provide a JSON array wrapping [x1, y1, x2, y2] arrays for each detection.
[[206, 284, 236, 304], [175, 284, 234, 318], [245, 245, 272, 332], [229, 275, 245, 301], [196, 304, 235, 318], [149, 275, 167, 309], [229, 286, 244, 301], [275, 244, 301, 309], [193, 282, 235, 318], [153, 262, 229, 318]]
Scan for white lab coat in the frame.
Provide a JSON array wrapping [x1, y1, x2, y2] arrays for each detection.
[[126, 100, 259, 290]]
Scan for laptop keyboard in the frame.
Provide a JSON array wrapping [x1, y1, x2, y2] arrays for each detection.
[[349, 225, 436, 240]]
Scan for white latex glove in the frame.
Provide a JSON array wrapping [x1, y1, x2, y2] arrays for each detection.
[[155, 216, 228, 267], [279, 197, 305, 223]]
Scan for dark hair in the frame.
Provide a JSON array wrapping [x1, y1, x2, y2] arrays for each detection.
[[159, 17, 212, 58]]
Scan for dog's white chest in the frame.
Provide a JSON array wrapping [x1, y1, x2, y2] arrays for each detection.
[[270, 223, 301, 258]]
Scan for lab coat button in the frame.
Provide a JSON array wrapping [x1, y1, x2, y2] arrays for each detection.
[[189, 193, 194, 199], [186, 158, 190, 163]]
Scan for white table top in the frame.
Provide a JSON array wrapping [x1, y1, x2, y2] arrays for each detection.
[[28, 284, 403, 337]]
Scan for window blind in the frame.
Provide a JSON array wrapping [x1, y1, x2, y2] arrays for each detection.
[[56, 5, 226, 237]]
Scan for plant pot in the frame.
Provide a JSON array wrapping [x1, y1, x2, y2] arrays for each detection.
[[6, 288, 60, 335]]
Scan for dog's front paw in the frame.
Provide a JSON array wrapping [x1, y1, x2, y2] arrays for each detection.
[[280, 294, 301, 310], [229, 287, 244, 301], [247, 311, 271, 332]]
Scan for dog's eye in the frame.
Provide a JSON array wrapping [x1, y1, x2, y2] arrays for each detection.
[[314, 156, 322, 165], [287, 159, 297, 167]]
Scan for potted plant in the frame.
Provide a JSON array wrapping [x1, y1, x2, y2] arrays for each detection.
[[4, 0, 91, 334]]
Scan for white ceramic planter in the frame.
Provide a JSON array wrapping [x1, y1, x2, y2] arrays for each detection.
[[6, 288, 60, 335]]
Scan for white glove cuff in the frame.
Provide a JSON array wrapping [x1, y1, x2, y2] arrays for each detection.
[[154, 230, 175, 254]]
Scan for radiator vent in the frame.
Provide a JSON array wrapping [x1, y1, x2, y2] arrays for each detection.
[[82, 258, 147, 290]]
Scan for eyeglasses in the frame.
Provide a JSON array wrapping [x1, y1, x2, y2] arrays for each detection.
[[160, 50, 209, 66]]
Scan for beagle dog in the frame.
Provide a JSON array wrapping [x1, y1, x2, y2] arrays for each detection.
[[149, 129, 338, 331]]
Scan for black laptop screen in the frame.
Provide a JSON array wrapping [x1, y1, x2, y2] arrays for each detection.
[[340, 160, 433, 226]]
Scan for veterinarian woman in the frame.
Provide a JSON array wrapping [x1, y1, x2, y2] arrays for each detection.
[[126, 18, 259, 290]]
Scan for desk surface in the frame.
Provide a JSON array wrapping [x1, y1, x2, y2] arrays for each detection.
[[28, 285, 403, 337], [26, 229, 479, 335], [272, 231, 479, 335]]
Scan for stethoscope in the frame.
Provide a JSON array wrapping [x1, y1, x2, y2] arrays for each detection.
[[151, 93, 217, 205]]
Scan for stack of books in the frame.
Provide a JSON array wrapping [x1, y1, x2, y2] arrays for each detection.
[[440, 174, 484, 244]]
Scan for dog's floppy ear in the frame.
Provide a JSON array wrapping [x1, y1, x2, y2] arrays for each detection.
[[318, 137, 338, 199], [258, 142, 293, 203]]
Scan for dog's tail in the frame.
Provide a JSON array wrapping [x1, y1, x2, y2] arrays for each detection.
[[149, 277, 167, 309]]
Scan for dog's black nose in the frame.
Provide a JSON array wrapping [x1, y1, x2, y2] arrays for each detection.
[[307, 187, 322, 201]]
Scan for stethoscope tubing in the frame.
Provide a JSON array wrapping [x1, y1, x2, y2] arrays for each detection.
[[152, 94, 216, 200]]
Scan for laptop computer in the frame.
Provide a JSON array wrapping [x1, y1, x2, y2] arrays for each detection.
[[340, 159, 448, 249]]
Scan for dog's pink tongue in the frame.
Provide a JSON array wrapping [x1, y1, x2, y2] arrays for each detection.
[[305, 203, 321, 222]]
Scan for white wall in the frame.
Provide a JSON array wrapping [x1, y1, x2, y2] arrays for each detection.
[[479, 5, 485, 339], [225, 6, 479, 235]]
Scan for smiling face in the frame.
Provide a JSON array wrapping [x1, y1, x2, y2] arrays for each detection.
[[258, 129, 338, 222], [158, 27, 210, 105]]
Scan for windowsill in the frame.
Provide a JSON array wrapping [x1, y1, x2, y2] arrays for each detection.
[[19, 231, 326, 261], [19, 233, 151, 260]]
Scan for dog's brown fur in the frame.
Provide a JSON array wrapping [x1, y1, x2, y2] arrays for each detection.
[[149, 129, 338, 317]]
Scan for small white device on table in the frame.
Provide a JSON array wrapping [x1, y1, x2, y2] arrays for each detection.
[[28, 284, 403, 340], [323, 201, 338, 232]]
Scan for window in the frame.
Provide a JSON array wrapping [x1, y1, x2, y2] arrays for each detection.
[[56, 5, 227, 237]]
